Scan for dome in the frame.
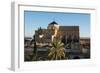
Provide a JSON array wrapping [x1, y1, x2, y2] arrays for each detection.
[[49, 21, 58, 25]]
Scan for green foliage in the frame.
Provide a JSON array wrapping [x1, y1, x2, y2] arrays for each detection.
[[48, 39, 65, 60], [24, 53, 36, 61]]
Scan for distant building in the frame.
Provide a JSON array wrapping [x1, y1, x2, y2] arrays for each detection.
[[80, 38, 90, 47], [80, 38, 90, 58], [24, 37, 32, 47]]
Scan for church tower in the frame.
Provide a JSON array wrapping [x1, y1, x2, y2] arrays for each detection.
[[47, 21, 59, 41]]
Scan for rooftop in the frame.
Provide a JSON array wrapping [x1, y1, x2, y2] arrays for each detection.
[[49, 21, 58, 25], [59, 26, 79, 31]]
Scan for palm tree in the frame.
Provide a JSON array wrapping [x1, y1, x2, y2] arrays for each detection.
[[48, 39, 65, 60]]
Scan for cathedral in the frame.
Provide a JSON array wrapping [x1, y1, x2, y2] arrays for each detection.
[[35, 21, 80, 50], [24, 21, 90, 61], [33, 21, 83, 59]]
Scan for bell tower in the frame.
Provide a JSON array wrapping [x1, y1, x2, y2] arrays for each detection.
[[47, 21, 59, 41]]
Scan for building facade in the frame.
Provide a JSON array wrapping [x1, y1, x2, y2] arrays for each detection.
[[24, 21, 90, 60], [80, 38, 90, 58], [34, 21, 82, 56], [35, 21, 80, 48]]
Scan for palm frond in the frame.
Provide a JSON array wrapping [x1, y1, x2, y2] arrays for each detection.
[[48, 39, 66, 60]]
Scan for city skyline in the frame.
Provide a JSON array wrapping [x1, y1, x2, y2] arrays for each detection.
[[24, 11, 90, 38]]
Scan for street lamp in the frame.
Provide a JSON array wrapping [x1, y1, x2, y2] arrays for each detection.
[[33, 35, 37, 60]]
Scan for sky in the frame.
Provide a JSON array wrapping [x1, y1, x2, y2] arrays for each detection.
[[24, 11, 90, 38]]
